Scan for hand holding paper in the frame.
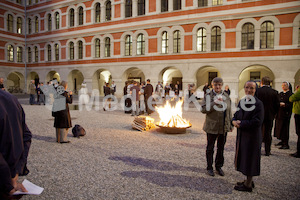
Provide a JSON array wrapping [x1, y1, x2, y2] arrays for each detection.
[[13, 179, 44, 195]]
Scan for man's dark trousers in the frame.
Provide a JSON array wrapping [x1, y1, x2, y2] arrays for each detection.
[[206, 133, 227, 170]]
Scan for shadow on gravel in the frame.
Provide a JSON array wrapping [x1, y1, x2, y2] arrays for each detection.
[[32, 134, 56, 143], [108, 156, 204, 173], [121, 171, 232, 194], [177, 142, 235, 152]]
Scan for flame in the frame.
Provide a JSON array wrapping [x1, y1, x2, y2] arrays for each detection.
[[156, 100, 190, 128]]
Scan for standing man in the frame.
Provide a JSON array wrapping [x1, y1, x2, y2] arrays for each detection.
[[255, 76, 279, 156], [144, 79, 154, 115], [0, 90, 32, 198], [232, 81, 264, 192], [130, 81, 140, 116], [110, 81, 116, 96], [155, 81, 163, 97], [0, 77, 5, 91], [29, 80, 36, 105], [201, 77, 233, 177], [289, 84, 300, 158]]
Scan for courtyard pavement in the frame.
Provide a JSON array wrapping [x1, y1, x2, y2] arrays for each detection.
[[16, 96, 300, 200]]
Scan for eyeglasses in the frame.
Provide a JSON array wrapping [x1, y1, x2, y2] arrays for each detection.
[[245, 86, 255, 90]]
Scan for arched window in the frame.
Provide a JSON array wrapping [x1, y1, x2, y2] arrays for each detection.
[[17, 0, 22, 4], [28, 18, 31, 34], [35, 16, 39, 33], [78, 41, 83, 59], [105, 37, 111, 57], [34, 46, 38, 62], [173, 30, 181, 53], [69, 9, 74, 27], [17, 17, 22, 34], [106, 1, 111, 21], [162, 31, 168, 54], [55, 12, 59, 29], [27, 47, 31, 62], [242, 23, 254, 50], [17, 47, 22, 62], [95, 3, 101, 23], [137, 33, 145, 55], [138, 0, 145, 16], [78, 7, 84, 25], [95, 39, 100, 58], [125, 35, 132, 56], [7, 45, 14, 62], [211, 26, 221, 51], [197, 28, 206, 52], [212, 0, 222, 6], [48, 14, 52, 31], [7, 14, 13, 32], [69, 42, 74, 60], [173, 0, 181, 11], [260, 21, 274, 49], [161, 0, 168, 12], [47, 44, 51, 61], [125, 0, 132, 18], [198, 0, 207, 7], [55, 44, 59, 61]]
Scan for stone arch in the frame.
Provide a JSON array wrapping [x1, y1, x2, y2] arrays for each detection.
[[122, 67, 145, 84], [292, 13, 300, 47], [67, 69, 84, 94], [159, 66, 183, 89], [195, 65, 221, 91], [7, 71, 24, 93], [294, 69, 300, 91], [92, 68, 113, 96], [238, 65, 275, 98], [46, 71, 61, 83]]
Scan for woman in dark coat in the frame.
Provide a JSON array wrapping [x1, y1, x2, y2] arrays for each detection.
[[53, 81, 72, 143], [274, 82, 293, 149], [232, 81, 264, 192]]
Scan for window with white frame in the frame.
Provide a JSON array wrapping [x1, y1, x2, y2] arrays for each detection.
[[298, 21, 300, 46], [138, 0, 145, 16], [162, 31, 168, 54], [69, 42, 74, 60], [7, 14, 13, 32], [55, 12, 59, 29], [211, 26, 221, 51], [173, 0, 181, 11], [197, 28, 206, 52], [241, 23, 254, 50], [260, 21, 274, 49], [105, 37, 111, 57], [198, 0, 207, 7], [17, 17, 22, 34], [28, 47, 31, 62], [78, 7, 84, 25], [95, 3, 101, 23], [28, 18, 31, 34], [35, 16, 39, 33], [78, 41, 83, 59], [69, 9, 75, 27], [17, 47, 22, 62], [125, 35, 132, 56], [34, 46, 38, 62], [173, 30, 181, 53], [125, 0, 132, 18], [48, 14, 52, 31], [55, 44, 59, 61], [47, 45, 51, 61], [212, 0, 223, 6], [161, 0, 168, 12], [106, 1, 111, 21], [137, 34, 145, 55], [95, 39, 100, 58], [7, 45, 14, 62]]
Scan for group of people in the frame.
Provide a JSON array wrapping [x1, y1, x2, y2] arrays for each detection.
[[200, 76, 300, 193], [29, 80, 45, 105], [156, 80, 183, 97]]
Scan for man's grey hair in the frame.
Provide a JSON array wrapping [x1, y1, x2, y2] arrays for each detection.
[[212, 77, 223, 84]]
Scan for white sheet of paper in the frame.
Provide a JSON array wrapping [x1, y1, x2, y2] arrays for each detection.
[[13, 179, 44, 195]]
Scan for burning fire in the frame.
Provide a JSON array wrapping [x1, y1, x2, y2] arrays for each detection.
[[156, 100, 191, 128]]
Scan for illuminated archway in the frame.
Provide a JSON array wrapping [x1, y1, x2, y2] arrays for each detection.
[[159, 67, 182, 87], [122, 67, 145, 83], [195, 66, 221, 91], [92, 69, 112, 96], [7, 71, 24, 93], [68, 70, 84, 93], [46, 71, 61, 83]]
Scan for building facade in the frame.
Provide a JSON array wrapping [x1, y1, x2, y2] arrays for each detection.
[[0, 0, 299, 98]]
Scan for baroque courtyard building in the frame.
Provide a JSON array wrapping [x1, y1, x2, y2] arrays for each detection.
[[0, 0, 299, 98]]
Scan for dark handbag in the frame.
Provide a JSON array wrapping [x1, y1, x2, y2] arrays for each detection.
[[72, 124, 86, 138]]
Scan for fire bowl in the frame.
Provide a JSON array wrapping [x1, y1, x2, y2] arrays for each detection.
[[155, 123, 192, 134]]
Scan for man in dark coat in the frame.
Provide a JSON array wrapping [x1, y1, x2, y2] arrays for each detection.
[[233, 81, 264, 192], [0, 90, 32, 198], [144, 79, 154, 115], [255, 76, 279, 156]]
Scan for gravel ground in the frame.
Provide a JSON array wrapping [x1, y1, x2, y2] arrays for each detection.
[[16, 98, 300, 200]]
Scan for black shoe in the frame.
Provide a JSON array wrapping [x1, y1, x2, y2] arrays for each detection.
[[275, 141, 283, 146], [290, 152, 300, 158], [265, 152, 271, 156], [216, 168, 225, 176], [19, 164, 30, 176], [234, 183, 252, 192], [279, 145, 289, 149], [60, 141, 71, 144], [237, 181, 255, 188], [206, 169, 215, 177]]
